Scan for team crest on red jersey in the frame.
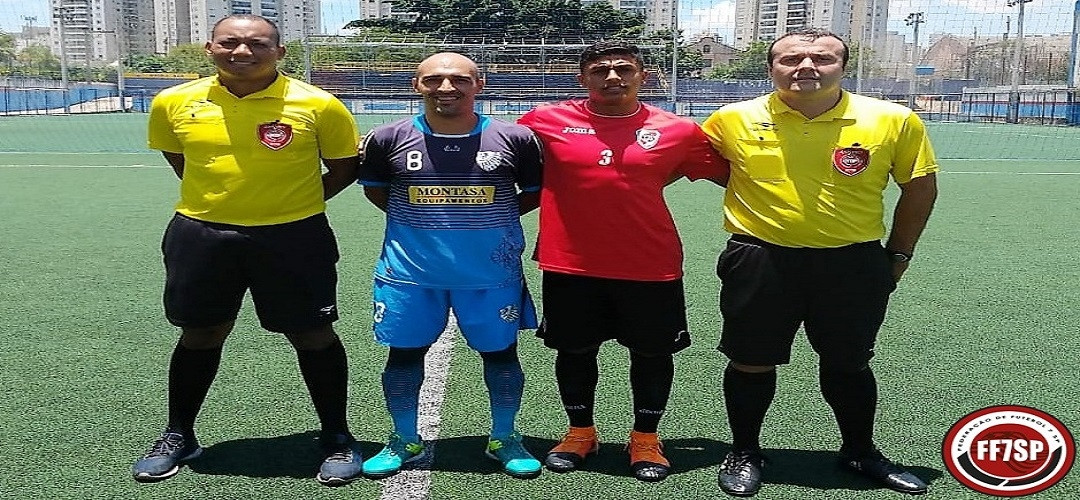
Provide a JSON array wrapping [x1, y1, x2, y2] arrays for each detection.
[[258, 121, 293, 150], [832, 146, 870, 176], [636, 128, 661, 150]]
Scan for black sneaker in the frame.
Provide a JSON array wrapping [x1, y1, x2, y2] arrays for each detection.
[[316, 432, 363, 486], [131, 431, 203, 482], [717, 449, 765, 497], [840, 448, 928, 495]]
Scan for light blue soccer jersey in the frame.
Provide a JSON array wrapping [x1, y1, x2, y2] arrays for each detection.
[[359, 115, 543, 289]]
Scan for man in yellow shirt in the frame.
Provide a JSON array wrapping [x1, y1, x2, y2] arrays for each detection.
[[131, 14, 363, 486], [701, 29, 937, 497]]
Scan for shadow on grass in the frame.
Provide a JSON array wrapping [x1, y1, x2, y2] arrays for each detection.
[[187, 431, 383, 479], [414, 435, 945, 493], [417, 435, 727, 478], [759, 448, 945, 492]]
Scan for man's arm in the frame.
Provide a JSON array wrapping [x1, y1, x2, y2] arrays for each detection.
[[322, 156, 360, 200], [885, 173, 937, 281], [162, 152, 185, 179], [518, 190, 540, 215], [363, 186, 389, 212]]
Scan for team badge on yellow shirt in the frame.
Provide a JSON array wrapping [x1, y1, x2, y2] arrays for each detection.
[[258, 121, 293, 150], [832, 146, 869, 176]]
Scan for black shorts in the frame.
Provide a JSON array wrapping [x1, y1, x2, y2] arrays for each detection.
[[537, 271, 691, 355], [717, 234, 896, 369], [162, 213, 340, 334]]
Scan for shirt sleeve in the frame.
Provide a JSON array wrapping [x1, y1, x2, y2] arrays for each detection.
[[516, 110, 534, 128], [891, 111, 939, 184], [316, 96, 360, 160], [678, 122, 730, 182], [357, 130, 392, 187], [146, 93, 182, 153], [513, 130, 543, 192], [700, 110, 727, 159]]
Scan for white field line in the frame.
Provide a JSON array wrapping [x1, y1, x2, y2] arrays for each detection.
[[3, 164, 1080, 176], [943, 171, 1080, 175], [379, 315, 457, 500], [0, 152, 154, 155], [0, 164, 163, 168]]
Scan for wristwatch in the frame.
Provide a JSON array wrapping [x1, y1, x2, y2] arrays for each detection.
[[887, 250, 913, 263]]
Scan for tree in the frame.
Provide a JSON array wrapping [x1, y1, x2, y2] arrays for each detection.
[[0, 32, 16, 75], [126, 52, 168, 73], [16, 44, 61, 77], [163, 43, 215, 76], [280, 40, 306, 75], [845, 42, 881, 78], [580, 2, 644, 40], [643, 29, 704, 78], [707, 41, 769, 80]]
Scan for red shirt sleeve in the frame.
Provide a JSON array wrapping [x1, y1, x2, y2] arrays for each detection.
[[678, 122, 730, 183]]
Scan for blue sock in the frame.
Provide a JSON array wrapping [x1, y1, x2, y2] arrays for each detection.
[[383, 347, 427, 442], [480, 345, 524, 440]]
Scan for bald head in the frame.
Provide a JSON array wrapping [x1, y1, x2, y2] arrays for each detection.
[[412, 52, 483, 121], [416, 52, 480, 80]]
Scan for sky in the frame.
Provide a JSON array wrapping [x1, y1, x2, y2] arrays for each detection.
[[1, 0, 1076, 46]]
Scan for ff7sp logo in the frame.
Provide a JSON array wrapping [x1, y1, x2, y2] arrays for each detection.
[[942, 405, 1074, 497]]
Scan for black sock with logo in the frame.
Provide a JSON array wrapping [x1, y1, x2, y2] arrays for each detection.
[[555, 348, 600, 428], [629, 352, 674, 433]]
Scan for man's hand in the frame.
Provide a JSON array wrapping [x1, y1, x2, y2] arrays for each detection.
[[892, 261, 910, 283]]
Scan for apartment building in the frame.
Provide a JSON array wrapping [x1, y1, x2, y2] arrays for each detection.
[[733, 0, 888, 55]]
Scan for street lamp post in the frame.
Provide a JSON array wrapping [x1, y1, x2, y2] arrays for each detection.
[[1007, 0, 1035, 123], [54, 8, 72, 114], [855, 0, 880, 94], [905, 12, 925, 110], [671, 0, 679, 106], [1068, 0, 1078, 124]]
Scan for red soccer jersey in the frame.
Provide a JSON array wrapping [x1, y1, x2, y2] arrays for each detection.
[[519, 100, 728, 281]]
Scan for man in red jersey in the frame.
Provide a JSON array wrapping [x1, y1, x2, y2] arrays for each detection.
[[518, 40, 729, 482]]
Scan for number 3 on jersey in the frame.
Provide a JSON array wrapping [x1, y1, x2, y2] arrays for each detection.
[[406, 150, 424, 171], [598, 149, 613, 166]]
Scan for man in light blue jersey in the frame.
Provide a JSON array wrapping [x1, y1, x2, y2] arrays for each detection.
[[356, 52, 543, 479]]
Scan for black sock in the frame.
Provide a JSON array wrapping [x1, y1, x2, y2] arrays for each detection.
[[295, 335, 350, 435], [555, 349, 600, 428], [820, 366, 878, 455], [167, 342, 223, 437], [723, 365, 776, 451], [629, 352, 674, 433]]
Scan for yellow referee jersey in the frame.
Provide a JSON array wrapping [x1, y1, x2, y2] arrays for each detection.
[[701, 91, 939, 248], [148, 74, 359, 226]]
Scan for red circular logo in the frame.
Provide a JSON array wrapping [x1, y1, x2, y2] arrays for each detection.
[[942, 405, 1075, 496]]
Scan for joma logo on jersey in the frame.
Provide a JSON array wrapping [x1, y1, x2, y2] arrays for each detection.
[[408, 185, 495, 205], [562, 126, 596, 135]]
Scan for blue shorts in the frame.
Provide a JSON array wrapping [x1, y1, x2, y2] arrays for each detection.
[[372, 278, 538, 352]]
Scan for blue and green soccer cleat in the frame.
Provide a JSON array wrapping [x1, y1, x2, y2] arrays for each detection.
[[485, 431, 542, 478], [362, 433, 427, 478]]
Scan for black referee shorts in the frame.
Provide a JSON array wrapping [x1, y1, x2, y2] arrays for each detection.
[[537, 271, 691, 355], [717, 234, 896, 370], [162, 213, 340, 334]]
